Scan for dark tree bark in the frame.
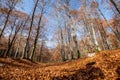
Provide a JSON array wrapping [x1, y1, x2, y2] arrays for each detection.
[[23, 0, 39, 59], [29, 0, 46, 61], [110, 0, 120, 15], [4, 20, 22, 57], [0, 1, 17, 39]]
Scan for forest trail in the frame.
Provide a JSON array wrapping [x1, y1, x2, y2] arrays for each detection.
[[0, 49, 120, 80]]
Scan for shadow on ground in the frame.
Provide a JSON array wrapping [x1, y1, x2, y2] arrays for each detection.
[[52, 62, 105, 80], [116, 66, 120, 80]]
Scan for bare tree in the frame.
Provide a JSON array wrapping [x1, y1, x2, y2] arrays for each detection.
[[14, 16, 29, 58], [4, 19, 22, 57], [29, 0, 46, 61], [0, 0, 19, 39], [23, 0, 39, 59]]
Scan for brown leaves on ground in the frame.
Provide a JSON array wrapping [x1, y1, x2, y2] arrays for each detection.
[[0, 49, 120, 80]]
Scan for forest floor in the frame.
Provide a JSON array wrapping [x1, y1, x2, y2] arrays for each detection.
[[0, 49, 120, 80]]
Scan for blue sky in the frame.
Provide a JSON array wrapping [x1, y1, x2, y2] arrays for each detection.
[[16, 0, 34, 14], [16, 0, 113, 20], [70, 0, 81, 10], [15, 0, 113, 48], [16, 0, 81, 13]]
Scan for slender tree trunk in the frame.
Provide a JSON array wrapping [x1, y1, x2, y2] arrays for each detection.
[[83, 13, 93, 52], [0, 0, 17, 39], [3, 18, 16, 57], [71, 18, 80, 59], [91, 23, 101, 51], [30, 3, 44, 61], [4, 21, 22, 57], [65, 0, 81, 59], [94, 3, 111, 50], [21, 43, 26, 59], [99, 22, 110, 50], [88, 14, 101, 51], [15, 17, 29, 59], [65, 24, 69, 60], [0, 9, 12, 39], [60, 27, 65, 61], [95, 0, 120, 43], [14, 20, 27, 58], [109, 0, 120, 15], [39, 40, 44, 62], [66, 23, 73, 60], [24, 0, 39, 59]]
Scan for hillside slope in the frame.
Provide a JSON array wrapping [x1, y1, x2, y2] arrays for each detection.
[[0, 49, 120, 80]]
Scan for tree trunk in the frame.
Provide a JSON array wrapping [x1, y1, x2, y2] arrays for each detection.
[[71, 19, 80, 59], [3, 18, 16, 57], [24, 0, 39, 59], [0, 9, 12, 39], [30, 2, 44, 61], [91, 23, 101, 51], [95, 0, 120, 48], [0, 0, 17, 39], [109, 0, 120, 15], [60, 27, 65, 61], [4, 21, 22, 57]]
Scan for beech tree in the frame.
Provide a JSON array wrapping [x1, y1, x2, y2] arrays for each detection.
[[29, 0, 48, 61], [23, 0, 39, 59], [62, 0, 80, 59], [0, 0, 20, 39], [4, 18, 23, 57]]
